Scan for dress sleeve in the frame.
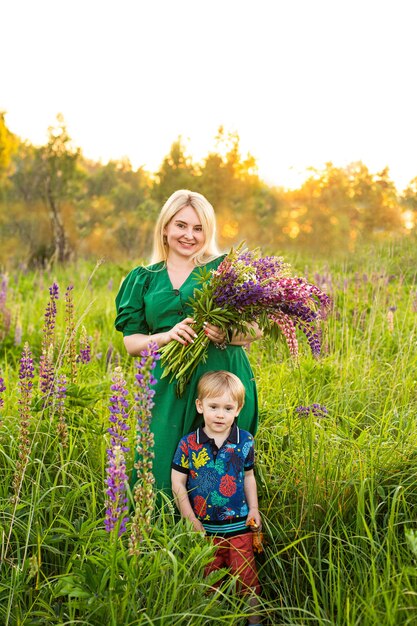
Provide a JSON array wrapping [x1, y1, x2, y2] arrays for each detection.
[[114, 267, 151, 337]]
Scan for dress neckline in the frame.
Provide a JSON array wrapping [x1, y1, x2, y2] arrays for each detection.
[[163, 256, 222, 290], [165, 265, 197, 291]]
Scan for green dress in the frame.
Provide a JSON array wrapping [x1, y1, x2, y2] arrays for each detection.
[[115, 256, 258, 494]]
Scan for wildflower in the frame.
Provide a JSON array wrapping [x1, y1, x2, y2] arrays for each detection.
[[14, 312, 22, 346], [39, 283, 60, 404], [129, 343, 160, 554], [39, 344, 55, 406], [160, 243, 331, 396], [0, 274, 7, 310], [12, 343, 35, 501], [55, 374, 68, 447], [0, 374, 6, 410], [105, 343, 114, 369], [387, 306, 397, 333], [64, 285, 77, 383], [295, 404, 329, 419], [41, 282, 59, 352], [0, 273, 11, 340], [104, 367, 130, 536], [78, 326, 91, 364]]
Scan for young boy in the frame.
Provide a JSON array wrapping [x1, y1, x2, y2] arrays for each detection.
[[171, 370, 262, 625]]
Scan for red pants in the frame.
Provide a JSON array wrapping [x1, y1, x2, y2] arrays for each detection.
[[204, 532, 261, 596]]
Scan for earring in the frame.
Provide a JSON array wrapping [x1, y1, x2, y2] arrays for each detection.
[[163, 234, 168, 245]]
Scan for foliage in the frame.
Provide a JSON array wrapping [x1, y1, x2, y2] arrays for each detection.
[[0, 112, 19, 183], [1, 115, 417, 269], [0, 237, 417, 624]]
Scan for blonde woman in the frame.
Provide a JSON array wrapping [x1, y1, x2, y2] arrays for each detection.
[[115, 190, 261, 494]]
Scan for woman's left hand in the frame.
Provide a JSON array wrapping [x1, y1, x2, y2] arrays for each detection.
[[203, 322, 227, 346]]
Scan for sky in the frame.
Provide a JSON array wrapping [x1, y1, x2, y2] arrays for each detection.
[[1, 0, 416, 191]]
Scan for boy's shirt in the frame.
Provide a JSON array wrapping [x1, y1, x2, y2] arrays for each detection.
[[172, 423, 255, 537]]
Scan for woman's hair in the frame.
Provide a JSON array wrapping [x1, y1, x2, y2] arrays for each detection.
[[197, 370, 246, 408], [150, 189, 221, 265]]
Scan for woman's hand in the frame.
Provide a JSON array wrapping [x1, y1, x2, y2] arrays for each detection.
[[166, 317, 198, 346], [203, 322, 227, 346]]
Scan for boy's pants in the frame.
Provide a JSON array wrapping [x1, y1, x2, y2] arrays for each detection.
[[205, 532, 261, 595]]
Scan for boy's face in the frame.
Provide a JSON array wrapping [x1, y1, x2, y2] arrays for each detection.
[[196, 391, 241, 438]]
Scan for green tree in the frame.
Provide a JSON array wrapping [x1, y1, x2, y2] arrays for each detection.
[[0, 112, 18, 184], [152, 138, 197, 206], [81, 158, 157, 259], [10, 115, 83, 264], [350, 164, 402, 237], [40, 114, 83, 262], [197, 128, 261, 247]]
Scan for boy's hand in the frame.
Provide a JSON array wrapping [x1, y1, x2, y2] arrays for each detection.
[[190, 518, 205, 533], [246, 508, 262, 530]]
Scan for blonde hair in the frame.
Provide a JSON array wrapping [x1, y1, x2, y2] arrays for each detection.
[[150, 189, 221, 266], [197, 371, 246, 408]]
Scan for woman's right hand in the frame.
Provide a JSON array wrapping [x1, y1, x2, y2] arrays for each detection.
[[165, 317, 197, 346]]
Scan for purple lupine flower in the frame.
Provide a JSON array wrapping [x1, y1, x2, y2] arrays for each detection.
[[105, 366, 130, 536], [0, 374, 6, 409], [129, 342, 160, 554], [78, 326, 91, 364], [0, 274, 11, 339], [270, 312, 299, 358], [39, 282, 60, 402], [42, 282, 59, 353], [14, 315, 22, 346], [12, 343, 35, 501], [105, 343, 114, 369], [0, 274, 7, 310], [296, 404, 329, 419], [19, 342, 35, 401], [160, 242, 332, 396], [55, 374, 68, 447], [39, 346, 55, 405], [65, 285, 77, 383], [387, 306, 397, 333]]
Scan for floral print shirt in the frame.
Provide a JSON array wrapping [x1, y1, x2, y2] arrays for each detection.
[[172, 424, 255, 536]]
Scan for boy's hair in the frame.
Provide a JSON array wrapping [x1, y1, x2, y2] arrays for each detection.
[[197, 371, 245, 408]]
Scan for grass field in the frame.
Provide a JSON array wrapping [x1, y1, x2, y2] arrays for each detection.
[[1, 237, 417, 625]]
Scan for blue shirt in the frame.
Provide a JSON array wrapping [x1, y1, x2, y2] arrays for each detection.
[[172, 423, 255, 536]]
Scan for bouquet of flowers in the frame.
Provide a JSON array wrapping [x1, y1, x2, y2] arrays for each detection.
[[160, 243, 331, 396]]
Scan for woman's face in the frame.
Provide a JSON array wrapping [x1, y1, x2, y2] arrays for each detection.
[[164, 205, 206, 260]]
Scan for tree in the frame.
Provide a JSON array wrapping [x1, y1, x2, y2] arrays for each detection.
[[0, 112, 18, 184], [39, 114, 82, 263], [198, 127, 268, 248], [350, 164, 402, 237], [152, 138, 197, 205]]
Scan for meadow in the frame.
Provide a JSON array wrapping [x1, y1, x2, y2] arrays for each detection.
[[1, 236, 417, 626]]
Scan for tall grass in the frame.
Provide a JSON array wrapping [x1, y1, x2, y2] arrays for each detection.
[[1, 237, 417, 625]]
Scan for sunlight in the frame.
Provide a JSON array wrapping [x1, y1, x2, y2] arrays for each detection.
[[402, 210, 414, 230]]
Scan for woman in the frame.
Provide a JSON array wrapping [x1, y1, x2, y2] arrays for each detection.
[[115, 190, 262, 494]]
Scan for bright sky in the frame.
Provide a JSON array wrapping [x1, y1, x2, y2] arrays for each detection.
[[1, 0, 416, 191]]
